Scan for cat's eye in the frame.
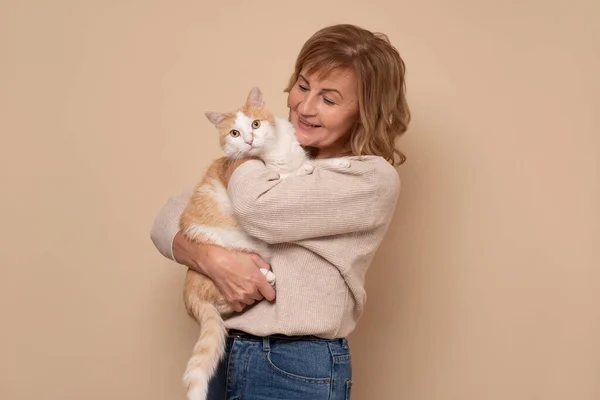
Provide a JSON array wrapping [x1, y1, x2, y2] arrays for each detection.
[[229, 129, 240, 137], [252, 120, 261, 129]]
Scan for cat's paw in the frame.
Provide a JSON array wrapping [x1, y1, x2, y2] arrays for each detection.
[[326, 158, 351, 168], [259, 268, 276, 286], [295, 162, 314, 176]]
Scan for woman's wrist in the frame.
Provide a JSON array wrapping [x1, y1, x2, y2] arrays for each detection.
[[172, 231, 214, 276]]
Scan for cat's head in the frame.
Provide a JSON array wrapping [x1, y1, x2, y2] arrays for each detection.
[[205, 87, 276, 159]]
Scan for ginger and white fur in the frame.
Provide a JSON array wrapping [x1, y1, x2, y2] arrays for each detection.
[[179, 87, 349, 400]]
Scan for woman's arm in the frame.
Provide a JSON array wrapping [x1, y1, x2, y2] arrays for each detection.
[[149, 158, 251, 261], [150, 189, 193, 261], [227, 158, 401, 244], [149, 189, 275, 311]]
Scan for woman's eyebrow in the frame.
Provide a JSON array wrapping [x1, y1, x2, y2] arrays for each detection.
[[299, 74, 344, 99]]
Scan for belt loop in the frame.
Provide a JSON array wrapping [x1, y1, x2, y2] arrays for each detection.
[[262, 337, 270, 352]]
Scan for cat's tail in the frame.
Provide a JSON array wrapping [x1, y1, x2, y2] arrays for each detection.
[[183, 301, 227, 400]]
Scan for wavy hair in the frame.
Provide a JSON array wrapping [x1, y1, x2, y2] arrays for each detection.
[[285, 24, 411, 165]]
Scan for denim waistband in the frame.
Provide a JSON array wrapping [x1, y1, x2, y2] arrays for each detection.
[[227, 329, 345, 344]]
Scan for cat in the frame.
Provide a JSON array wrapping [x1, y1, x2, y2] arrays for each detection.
[[178, 86, 350, 400]]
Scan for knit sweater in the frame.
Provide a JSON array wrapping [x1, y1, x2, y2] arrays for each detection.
[[150, 155, 401, 339]]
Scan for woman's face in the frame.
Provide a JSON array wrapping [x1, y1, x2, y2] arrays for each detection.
[[287, 67, 359, 158]]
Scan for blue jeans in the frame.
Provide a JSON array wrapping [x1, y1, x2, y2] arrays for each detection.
[[207, 333, 353, 400]]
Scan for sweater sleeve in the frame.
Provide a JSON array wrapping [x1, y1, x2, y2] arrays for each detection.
[[149, 188, 193, 260], [226, 158, 400, 245]]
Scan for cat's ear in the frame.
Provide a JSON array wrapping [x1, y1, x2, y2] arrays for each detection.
[[205, 111, 225, 126], [246, 87, 265, 109]]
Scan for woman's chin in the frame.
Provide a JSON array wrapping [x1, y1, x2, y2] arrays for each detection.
[[294, 131, 313, 147], [296, 138, 308, 147]]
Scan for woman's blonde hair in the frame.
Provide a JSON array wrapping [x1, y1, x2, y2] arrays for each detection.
[[285, 24, 411, 165]]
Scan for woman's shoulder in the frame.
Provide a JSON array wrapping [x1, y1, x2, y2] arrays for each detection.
[[352, 155, 399, 174], [313, 155, 401, 198], [355, 155, 401, 196]]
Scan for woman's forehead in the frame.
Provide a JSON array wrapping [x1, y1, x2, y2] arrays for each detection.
[[300, 67, 357, 96]]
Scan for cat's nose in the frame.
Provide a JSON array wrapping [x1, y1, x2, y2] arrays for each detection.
[[246, 138, 253, 145]]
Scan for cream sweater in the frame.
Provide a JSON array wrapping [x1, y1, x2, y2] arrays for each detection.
[[150, 155, 401, 339]]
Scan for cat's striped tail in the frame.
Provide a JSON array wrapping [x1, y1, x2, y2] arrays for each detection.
[[183, 301, 227, 400]]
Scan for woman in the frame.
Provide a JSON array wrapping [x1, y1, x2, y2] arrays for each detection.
[[150, 23, 410, 400]]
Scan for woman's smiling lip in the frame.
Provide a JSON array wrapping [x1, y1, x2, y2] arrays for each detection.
[[298, 117, 321, 128]]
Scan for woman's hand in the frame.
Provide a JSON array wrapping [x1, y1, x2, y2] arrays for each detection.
[[172, 231, 275, 312]]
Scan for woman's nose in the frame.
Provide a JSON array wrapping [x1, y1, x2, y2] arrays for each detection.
[[298, 95, 317, 116]]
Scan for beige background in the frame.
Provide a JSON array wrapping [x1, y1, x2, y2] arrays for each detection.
[[1, 0, 598, 399]]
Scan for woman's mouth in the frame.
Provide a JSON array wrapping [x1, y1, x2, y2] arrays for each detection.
[[298, 117, 321, 130]]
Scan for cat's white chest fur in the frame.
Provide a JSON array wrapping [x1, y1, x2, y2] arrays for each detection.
[[260, 117, 351, 178], [260, 117, 310, 175]]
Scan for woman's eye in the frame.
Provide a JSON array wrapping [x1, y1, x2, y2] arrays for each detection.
[[252, 120, 261, 129], [323, 97, 335, 106], [230, 130, 240, 137], [298, 84, 309, 92]]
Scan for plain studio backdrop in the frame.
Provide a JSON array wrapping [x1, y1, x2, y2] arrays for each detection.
[[1, 1, 598, 399]]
